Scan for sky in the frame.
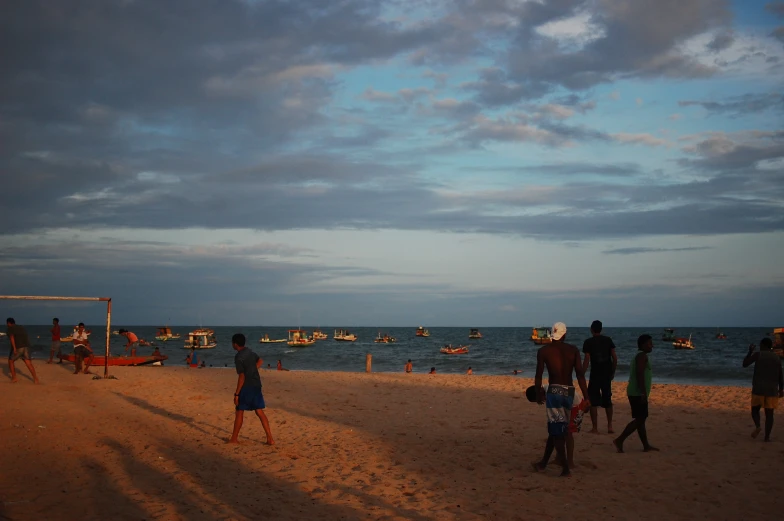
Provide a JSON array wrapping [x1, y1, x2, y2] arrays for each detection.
[[1, 0, 783, 327]]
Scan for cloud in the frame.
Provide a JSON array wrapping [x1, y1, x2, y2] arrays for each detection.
[[603, 246, 712, 255], [679, 130, 784, 170], [611, 133, 670, 147], [678, 93, 784, 116], [706, 30, 735, 52]]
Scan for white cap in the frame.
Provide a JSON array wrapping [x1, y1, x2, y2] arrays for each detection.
[[552, 322, 567, 341]]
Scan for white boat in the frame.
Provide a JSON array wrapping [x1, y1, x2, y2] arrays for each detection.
[[312, 329, 328, 340], [673, 334, 694, 350], [288, 329, 316, 347], [259, 334, 287, 343], [468, 328, 482, 339], [184, 329, 217, 349], [334, 329, 358, 342], [374, 332, 396, 343]]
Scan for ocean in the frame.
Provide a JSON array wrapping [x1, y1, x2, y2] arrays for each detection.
[[10, 325, 778, 387]]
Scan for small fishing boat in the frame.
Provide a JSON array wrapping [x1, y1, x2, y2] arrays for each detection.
[[334, 329, 358, 342], [415, 326, 430, 337], [440, 345, 469, 354], [662, 328, 676, 341], [259, 334, 287, 343], [715, 328, 727, 340], [184, 329, 217, 349], [531, 327, 552, 345], [673, 334, 694, 350], [312, 329, 329, 340], [59, 353, 168, 366], [288, 329, 316, 347], [155, 327, 181, 341], [468, 328, 482, 339], [374, 332, 396, 343]]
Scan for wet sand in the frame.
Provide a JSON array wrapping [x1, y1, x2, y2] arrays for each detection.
[[1, 363, 781, 520]]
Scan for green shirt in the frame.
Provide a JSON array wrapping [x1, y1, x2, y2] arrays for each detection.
[[6, 324, 31, 349], [627, 352, 651, 397]]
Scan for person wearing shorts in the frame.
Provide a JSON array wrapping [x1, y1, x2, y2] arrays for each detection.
[[228, 333, 274, 445], [743, 338, 784, 442], [72, 323, 93, 374], [582, 320, 617, 434], [613, 334, 658, 453], [48, 317, 61, 364], [6, 318, 40, 384]]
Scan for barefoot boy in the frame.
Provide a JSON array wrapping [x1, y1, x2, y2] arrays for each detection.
[[613, 334, 659, 453], [743, 338, 784, 442], [229, 333, 274, 445]]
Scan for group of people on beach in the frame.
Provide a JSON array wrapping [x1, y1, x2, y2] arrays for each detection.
[[527, 320, 784, 477]]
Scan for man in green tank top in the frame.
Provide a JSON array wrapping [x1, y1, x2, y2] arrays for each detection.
[[613, 334, 658, 453], [743, 338, 784, 442]]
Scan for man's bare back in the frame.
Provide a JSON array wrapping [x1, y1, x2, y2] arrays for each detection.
[[537, 341, 583, 387]]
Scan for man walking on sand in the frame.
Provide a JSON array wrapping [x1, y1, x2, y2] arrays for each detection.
[[532, 322, 590, 477], [743, 338, 784, 442], [583, 320, 618, 434], [229, 333, 274, 445], [6, 318, 40, 384], [613, 334, 659, 453]]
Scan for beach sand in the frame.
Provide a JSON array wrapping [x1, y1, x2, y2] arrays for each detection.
[[1, 363, 782, 520]]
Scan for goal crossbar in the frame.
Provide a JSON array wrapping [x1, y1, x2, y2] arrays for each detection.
[[0, 295, 113, 378]]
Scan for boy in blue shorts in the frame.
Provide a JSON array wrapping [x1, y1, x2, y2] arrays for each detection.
[[228, 333, 275, 445]]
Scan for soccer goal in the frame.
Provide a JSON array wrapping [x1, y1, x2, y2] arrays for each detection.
[[0, 295, 113, 379]]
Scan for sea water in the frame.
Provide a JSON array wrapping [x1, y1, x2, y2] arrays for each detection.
[[11, 325, 775, 387]]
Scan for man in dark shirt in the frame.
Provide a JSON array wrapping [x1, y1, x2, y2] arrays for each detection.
[[582, 320, 618, 434], [228, 333, 274, 445], [6, 317, 40, 384], [743, 338, 784, 442]]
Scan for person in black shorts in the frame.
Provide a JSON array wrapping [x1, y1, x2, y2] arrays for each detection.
[[582, 320, 617, 434], [228, 333, 274, 445]]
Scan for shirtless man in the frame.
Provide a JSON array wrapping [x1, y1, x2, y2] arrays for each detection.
[[532, 322, 590, 477], [405, 360, 413, 373]]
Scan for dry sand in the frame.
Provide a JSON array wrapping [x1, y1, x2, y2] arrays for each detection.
[[1, 362, 782, 520]]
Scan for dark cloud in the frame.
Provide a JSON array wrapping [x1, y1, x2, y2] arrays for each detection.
[[603, 246, 712, 255], [679, 131, 784, 170], [766, 2, 784, 17], [678, 93, 784, 116], [707, 30, 735, 52]]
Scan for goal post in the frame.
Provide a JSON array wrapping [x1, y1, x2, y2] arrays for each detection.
[[0, 295, 112, 379]]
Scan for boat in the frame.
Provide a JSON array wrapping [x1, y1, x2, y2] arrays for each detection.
[[773, 328, 784, 358], [288, 329, 316, 347], [673, 334, 694, 350], [468, 328, 482, 339], [155, 327, 181, 341], [259, 334, 287, 343], [415, 326, 430, 337], [662, 328, 676, 341], [531, 327, 552, 345], [184, 329, 217, 349], [715, 328, 727, 340], [374, 332, 397, 343], [312, 329, 329, 340], [58, 353, 168, 366], [440, 345, 469, 354], [334, 329, 358, 342]]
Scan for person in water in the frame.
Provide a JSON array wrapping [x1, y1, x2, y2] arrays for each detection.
[[466, 367, 473, 375], [613, 334, 659, 453], [743, 338, 784, 441], [429, 367, 436, 374], [405, 360, 413, 373], [532, 322, 589, 477], [229, 333, 274, 445]]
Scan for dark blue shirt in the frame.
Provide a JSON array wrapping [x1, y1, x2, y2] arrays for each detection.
[[234, 347, 262, 389]]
